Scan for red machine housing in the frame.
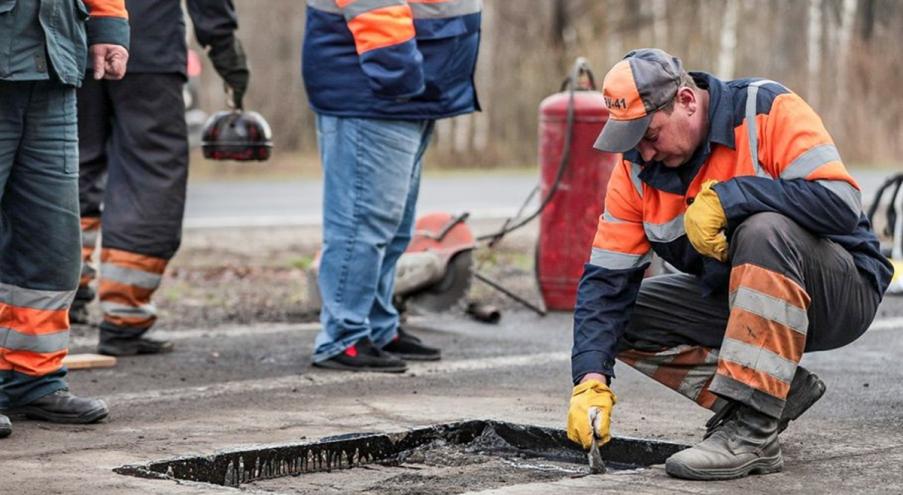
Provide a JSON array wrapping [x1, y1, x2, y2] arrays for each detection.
[[536, 90, 618, 310]]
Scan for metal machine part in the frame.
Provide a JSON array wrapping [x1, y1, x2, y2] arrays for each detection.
[[307, 212, 476, 313], [201, 110, 273, 161]]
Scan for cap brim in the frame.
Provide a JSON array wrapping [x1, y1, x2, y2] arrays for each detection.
[[593, 114, 653, 153]]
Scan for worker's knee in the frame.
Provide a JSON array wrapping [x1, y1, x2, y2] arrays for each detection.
[[730, 212, 808, 265]]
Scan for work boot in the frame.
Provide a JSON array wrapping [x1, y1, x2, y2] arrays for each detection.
[[69, 285, 95, 325], [97, 335, 175, 356], [778, 367, 826, 433], [10, 390, 109, 424], [0, 414, 10, 438], [313, 339, 408, 373], [68, 303, 90, 325], [382, 327, 441, 361], [666, 404, 783, 480], [705, 366, 826, 438]]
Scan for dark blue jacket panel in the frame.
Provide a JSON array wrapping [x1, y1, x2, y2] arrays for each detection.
[[302, 7, 480, 120]]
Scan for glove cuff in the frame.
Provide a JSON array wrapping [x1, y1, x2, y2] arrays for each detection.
[[573, 379, 615, 401]]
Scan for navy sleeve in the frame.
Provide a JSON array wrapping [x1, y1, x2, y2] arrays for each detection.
[[571, 263, 646, 384], [714, 177, 860, 236], [186, 0, 239, 49]]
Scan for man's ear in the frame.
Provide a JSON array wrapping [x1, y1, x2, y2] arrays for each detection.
[[677, 87, 697, 115]]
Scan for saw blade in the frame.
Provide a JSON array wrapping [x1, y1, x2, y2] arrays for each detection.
[[406, 250, 474, 312]]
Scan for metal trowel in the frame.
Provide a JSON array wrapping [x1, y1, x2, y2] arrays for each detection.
[[587, 408, 607, 474]]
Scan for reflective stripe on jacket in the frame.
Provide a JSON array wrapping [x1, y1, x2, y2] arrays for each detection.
[[572, 72, 892, 383], [302, 0, 481, 120]]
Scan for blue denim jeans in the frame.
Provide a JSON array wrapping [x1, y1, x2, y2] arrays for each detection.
[[312, 115, 435, 362]]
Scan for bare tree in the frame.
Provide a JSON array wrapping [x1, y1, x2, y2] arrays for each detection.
[[806, 0, 823, 108], [716, 0, 739, 80]]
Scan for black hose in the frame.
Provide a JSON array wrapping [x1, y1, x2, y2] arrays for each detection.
[[476, 57, 596, 243]]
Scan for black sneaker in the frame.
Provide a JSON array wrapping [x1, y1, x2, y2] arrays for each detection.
[[10, 390, 108, 424], [383, 327, 441, 361], [98, 336, 175, 356], [0, 414, 10, 438], [313, 339, 408, 373]]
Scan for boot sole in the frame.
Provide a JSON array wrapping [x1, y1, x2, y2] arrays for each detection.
[[97, 342, 175, 357], [15, 404, 109, 425], [665, 453, 784, 480], [312, 360, 408, 373]]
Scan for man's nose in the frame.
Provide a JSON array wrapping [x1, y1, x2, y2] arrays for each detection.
[[637, 142, 656, 162]]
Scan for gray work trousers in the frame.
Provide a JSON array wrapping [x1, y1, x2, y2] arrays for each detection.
[[617, 212, 881, 418], [0, 80, 79, 407]]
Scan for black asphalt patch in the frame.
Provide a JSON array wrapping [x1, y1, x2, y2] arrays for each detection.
[[115, 420, 688, 492]]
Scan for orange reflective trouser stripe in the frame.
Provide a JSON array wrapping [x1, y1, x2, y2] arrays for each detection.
[[618, 346, 721, 410], [615, 214, 879, 419], [709, 263, 811, 415], [98, 248, 167, 332], [0, 285, 73, 377]]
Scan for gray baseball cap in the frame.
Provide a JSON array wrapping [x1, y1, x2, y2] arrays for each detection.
[[594, 49, 683, 153]]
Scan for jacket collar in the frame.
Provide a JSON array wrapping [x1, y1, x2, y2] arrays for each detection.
[[626, 72, 735, 196]]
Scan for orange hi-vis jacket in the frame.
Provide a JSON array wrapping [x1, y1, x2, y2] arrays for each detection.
[[571, 73, 892, 383]]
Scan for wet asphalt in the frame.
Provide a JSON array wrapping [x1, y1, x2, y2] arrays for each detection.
[[2, 297, 902, 494], [2, 169, 902, 493]]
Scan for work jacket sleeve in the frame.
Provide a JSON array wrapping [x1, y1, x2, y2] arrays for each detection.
[[714, 92, 862, 236], [572, 161, 652, 384], [83, 0, 130, 49], [186, 0, 240, 49], [337, 0, 425, 100]]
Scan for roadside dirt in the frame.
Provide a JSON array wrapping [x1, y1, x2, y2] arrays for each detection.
[[75, 225, 544, 332]]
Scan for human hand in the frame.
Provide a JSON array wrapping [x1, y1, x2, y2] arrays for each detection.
[[684, 180, 729, 262], [209, 38, 250, 109], [90, 44, 128, 80], [567, 378, 616, 449]]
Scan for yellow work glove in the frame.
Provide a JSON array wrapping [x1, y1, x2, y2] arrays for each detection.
[[684, 180, 729, 262], [567, 379, 617, 449]]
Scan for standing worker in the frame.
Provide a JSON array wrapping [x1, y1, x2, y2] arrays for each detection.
[[71, 0, 250, 356], [566, 49, 891, 479], [0, 0, 129, 438], [302, 0, 482, 372]]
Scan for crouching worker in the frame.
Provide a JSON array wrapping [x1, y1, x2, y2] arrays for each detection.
[[566, 49, 891, 480], [0, 0, 129, 437]]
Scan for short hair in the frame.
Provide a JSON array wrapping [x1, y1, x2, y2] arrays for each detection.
[[659, 70, 698, 114]]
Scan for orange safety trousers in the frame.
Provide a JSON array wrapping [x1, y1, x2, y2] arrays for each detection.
[[78, 222, 168, 338], [615, 213, 880, 418]]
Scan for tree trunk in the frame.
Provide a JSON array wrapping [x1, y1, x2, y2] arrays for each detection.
[[807, 0, 822, 108], [832, 0, 858, 135], [716, 0, 739, 80]]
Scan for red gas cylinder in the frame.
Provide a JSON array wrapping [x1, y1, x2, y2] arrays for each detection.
[[536, 76, 619, 311]]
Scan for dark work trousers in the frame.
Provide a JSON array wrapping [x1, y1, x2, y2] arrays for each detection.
[[616, 212, 881, 419], [75, 73, 188, 341], [0, 81, 79, 408]]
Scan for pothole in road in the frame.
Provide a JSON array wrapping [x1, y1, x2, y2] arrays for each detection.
[[115, 420, 687, 494]]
